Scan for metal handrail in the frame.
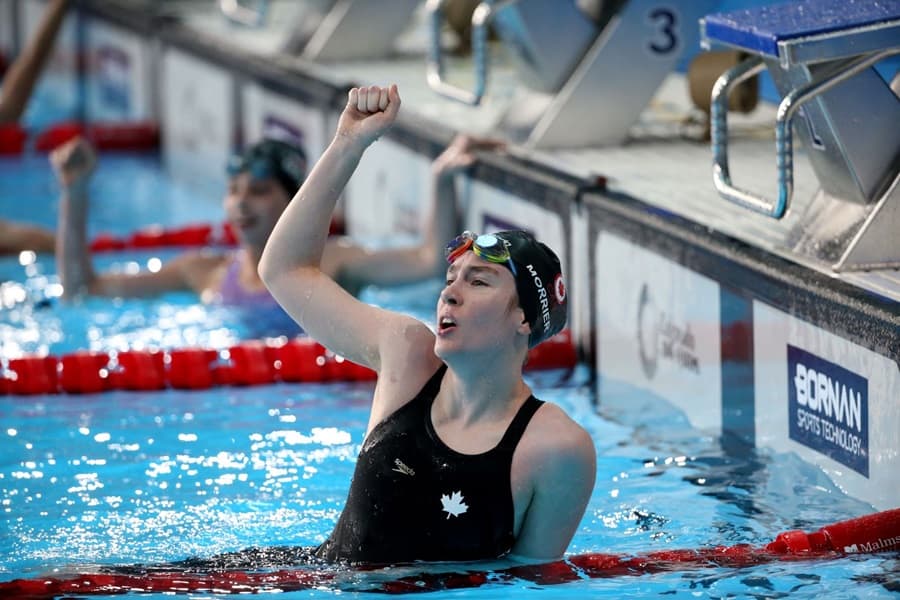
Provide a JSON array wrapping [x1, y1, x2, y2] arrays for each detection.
[[426, 0, 518, 105], [219, 0, 267, 28], [712, 48, 900, 219]]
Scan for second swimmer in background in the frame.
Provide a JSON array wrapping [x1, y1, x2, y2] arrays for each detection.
[[52, 132, 503, 335]]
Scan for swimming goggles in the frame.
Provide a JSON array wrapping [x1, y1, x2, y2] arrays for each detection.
[[227, 154, 278, 181], [445, 231, 517, 276], [226, 142, 306, 186]]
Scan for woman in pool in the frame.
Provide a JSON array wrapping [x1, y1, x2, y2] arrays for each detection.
[[259, 84, 596, 564], [52, 131, 496, 319]]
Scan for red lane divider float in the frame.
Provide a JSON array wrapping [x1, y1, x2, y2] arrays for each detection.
[[89, 222, 238, 252], [34, 120, 160, 152], [0, 124, 28, 155], [1, 331, 577, 395], [88, 216, 344, 253], [1, 121, 160, 156], [1, 508, 897, 597]]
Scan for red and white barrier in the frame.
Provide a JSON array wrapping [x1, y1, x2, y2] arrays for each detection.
[[1, 121, 160, 156], [0, 508, 896, 597], [34, 120, 160, 152], [1, 331, 578, 395]]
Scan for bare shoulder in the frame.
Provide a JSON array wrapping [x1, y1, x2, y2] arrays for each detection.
[[170, 249, 229, 284], [523, 402, 596, 469], [171, 248, 229, 269]]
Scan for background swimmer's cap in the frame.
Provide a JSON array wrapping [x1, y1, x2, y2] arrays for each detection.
[[494, 230, 567, 348], [227, 139, 308, 197]]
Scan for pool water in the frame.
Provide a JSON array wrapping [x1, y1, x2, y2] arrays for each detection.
[[1, 148, 897, 598], [2, 368, 896, 598]]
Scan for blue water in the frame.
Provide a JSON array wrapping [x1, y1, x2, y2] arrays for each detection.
[[1, 147, 896, 599]]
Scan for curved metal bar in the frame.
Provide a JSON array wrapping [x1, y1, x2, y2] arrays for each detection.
[[713, 48, 900, 219], [426, 0, 517, 105], [710, 57, 770, 214], [219, 0, 267, 28]]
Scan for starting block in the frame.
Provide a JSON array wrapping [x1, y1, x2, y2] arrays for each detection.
[[426, 0, 717, 148], [701, 0, 900, 271]]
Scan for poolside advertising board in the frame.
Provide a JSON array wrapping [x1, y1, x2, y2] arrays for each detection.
[[84, 19, 153, 122], [595, 230, 722, 431], [161, 48, 235, 194], [241, 82, 328, 167], [343, 138, 431, 242], [466, 180, 567, 278], [753, 301, 900, 510]]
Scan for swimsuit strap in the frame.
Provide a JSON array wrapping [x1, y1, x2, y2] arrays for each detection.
[[416, 363, 448, 407], [496, 395, 544, 453]]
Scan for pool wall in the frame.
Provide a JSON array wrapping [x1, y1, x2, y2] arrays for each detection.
[[7, 0, 898, 510]]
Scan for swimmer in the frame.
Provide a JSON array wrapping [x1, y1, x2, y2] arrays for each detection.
[[259, 84, 596, 564], [52, 131, 491, 313]]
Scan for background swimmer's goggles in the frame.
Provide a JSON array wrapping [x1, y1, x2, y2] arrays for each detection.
[[227, 154, 278, 180], [226, 140, 307, 194], [445, 231, 517, 276]]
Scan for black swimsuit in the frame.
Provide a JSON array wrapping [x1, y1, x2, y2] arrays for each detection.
[[316, 365, 544, 565]]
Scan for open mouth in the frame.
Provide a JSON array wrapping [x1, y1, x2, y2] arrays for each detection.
[[438, 316, 457, 333]]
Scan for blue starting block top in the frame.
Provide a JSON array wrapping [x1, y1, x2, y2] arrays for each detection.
[[701, 0, 900, 66]]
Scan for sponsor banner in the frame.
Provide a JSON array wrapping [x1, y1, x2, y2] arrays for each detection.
[[161, 48, 234, 194], [84, 20, 152, 121], [468, 180, 567, 277], [595, 230, 722, 430], [754, 301, 899, 510], [344, 139, 430, 241], [788, 344, 869, 476], [241, 83, 328, 164]]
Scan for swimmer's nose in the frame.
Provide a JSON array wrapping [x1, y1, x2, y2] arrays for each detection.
[[440, 287, 460, 306]]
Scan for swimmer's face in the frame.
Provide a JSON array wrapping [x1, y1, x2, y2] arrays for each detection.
[[435, 251, 528, 359], [224, 172, 291, 248]]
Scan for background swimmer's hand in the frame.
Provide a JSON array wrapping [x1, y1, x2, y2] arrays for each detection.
[[335, 84, 401, 148], [50, 136, 97, 188], [431, 134, 506, 180]]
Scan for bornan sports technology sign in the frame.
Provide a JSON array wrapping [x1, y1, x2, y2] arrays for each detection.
[[787, 345, 869, 477]]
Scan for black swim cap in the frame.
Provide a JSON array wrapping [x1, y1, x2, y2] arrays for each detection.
[[226, 139, 308, 197], [494, 230, 567, 348]]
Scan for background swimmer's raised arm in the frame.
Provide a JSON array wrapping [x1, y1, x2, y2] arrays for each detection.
[[331, 134, 504, 296], [52, 137, 219, 299], [260, 85, 438, 376]]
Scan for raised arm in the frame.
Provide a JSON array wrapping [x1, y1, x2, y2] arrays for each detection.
[[53, 136, 99, 297], [260, 85, 435, 371], [52, 137, 201, 298], [0, 0, 69, 124], [334, 134, 505, 294]]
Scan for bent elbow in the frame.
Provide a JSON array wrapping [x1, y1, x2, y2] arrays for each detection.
[[257, 247, 287, 290], [257, 252, 275, 287]]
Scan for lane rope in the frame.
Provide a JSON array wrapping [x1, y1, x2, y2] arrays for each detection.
[[1, 508, 897, 597], [1, 330, 577, 394]]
